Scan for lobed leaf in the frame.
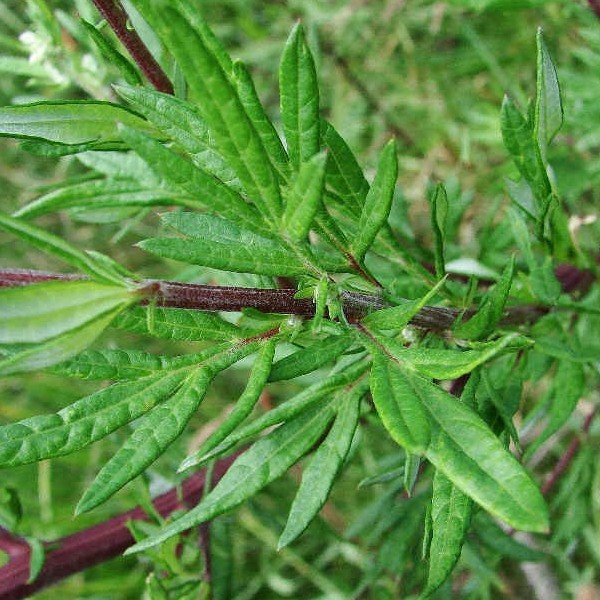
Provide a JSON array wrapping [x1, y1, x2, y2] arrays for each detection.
[[282, 152, 327, 242], [114, 305, 241, 342], [530, 256, 561, 305], [119, 126, 267, 235], [369, 351, 431, 453], [140, 212, 309, 276], [278, 380, 364, 548], [362, 277, 447, 330], [279, 23, 320, 169], [76, 368, 214, 514], [373, 332, 524, 380], [453, 257, 515, 340], [424, 471, 473, 596], [534, 29, 563, 162], [231, 60, 290, 179], [154, 6, 282, 222], [114, 85, 241, 190], [411, 371, 549, 533], [429, 183, 448, 279], [77, 150, 158, 181], [351, 140, 398, 261], [14, 179, 180, 220], [501, 96, 552, 224], [321, 121, 368, 215], [81, 20, 142, 86], [53, 348, 204, 380], [179, 338, 276, 471], [524, 359, 585, 459], [184, 360, 369, 468], [126, 399, 338, 554], [269, 332, 355, 382], [0, 369, 188, 466]]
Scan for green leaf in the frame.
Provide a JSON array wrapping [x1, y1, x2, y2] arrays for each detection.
[[534, 29, 563, 162], [500, 95, 552, 224], [179, 339, 276, 471], [524, 359, 585, 459], [119, 126, 267, 235], [125, 400, 337, 554], [113, 305, 241, 342], [509, 206, 536, 264], [278, 380, 364, 548], [14, 179, 180, 220], [76, 368, 214, 513], [154, 7, 282, 222], [410, 371, 548, 532], [534, 335, 600, 363], [0, 212, 129, 285], [0, 308, 122, 376], [282, 152, 327, 242], [53, 348, 199, 380], [269, 332, 355, 382], [210, 516, 233, 600], [358, 466, 405, 488], [311, 275, 328, 332], [0, 487, 22, 531], [279, 23, 320, 169], [186, 360, 369, 467], [81, 20, 142, 86], [530, 256, 561, 304], [403, 452, 420, 496], [139, 212, 306, 276], [0, 56, 49, 79], [0, 100, 151, 145], [506, 177, 537, 220], [369, 352, 431, 454], [26, 537, 45, 584], [168, 0, 233, 73], [373, 333, 523, 380], [58, 344, 231, 380], [424, 471, 473, 596], [473, 513, 546, 562], [429, 183, 448, 279], [321, 121, 368, 215], [362, 277, 447, 329], [454, 257, 515, 340], [19, 139, 122, 157], [351, 140, 398, 261], [231, 60, 290, 179], [0, 369, 188, 465], [77, 150, 158, 180], [114, 85, 240, 190], [482, 372, 521, 448], [0, 281, 133, 344]]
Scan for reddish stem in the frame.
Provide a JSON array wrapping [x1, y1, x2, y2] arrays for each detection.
[[541, 407, 598, 497], [90, 0, 174, 94], [0, 268, 553, 330], [0, 455, 236, 600], [589, 0, 600, 19]]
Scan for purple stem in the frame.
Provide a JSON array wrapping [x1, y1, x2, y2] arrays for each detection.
[[0, 455, 236, 600], [90, 0, 173, 94], [0, 268, 556, 330]]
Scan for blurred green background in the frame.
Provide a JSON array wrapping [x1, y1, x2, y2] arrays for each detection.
[[0, 1, 599, 598]]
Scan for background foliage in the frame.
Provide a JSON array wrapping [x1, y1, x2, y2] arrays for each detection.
[[0, 1, 598, 598]]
